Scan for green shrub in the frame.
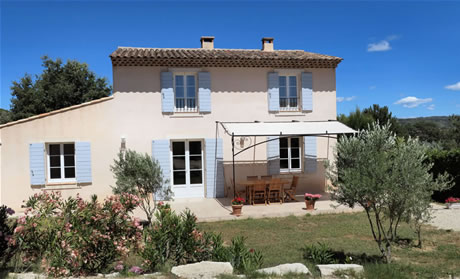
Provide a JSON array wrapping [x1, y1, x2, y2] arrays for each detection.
[[223, 236, 263, 274], [141, 203, 263, 273], [0, 205, 16, 268], [141, 203, 220, 271], [302, 242, 336, 264], [12, 192, 143, 277], [428, 148, 460, 202]]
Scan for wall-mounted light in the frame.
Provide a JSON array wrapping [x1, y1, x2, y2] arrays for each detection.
[[121, 137, 126, 151]]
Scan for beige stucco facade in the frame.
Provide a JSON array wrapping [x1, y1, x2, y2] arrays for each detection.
[[0, 65, 337, 210]]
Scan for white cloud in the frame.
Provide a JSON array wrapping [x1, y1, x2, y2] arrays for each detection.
[[445, 81, 460, 91], [367, 40, 391, 52], [367, 35, 400, 52], [394, 96, 433, 108], [427, 104, 435, 110], [337, 96, 356, 103]]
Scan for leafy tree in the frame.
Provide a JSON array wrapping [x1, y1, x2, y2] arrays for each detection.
[[0, 109, 12, 125], [111, 149, 173, 224], [9, 56, 111, 121], [338, 107, 374, 131], [326, 123, 451, 262]]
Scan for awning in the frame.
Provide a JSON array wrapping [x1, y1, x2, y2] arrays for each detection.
[[221, 120, 357, 137]]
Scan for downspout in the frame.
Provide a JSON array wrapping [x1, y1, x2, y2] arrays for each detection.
[[232, 133, 236, 198]]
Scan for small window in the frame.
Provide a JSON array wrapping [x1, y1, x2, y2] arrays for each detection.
[[175, 74, 197, 112], [47, 143, 76, 183], [279, 137, 302, 172], [279, 75, 299, 111]]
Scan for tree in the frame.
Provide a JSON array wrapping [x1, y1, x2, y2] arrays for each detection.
[[9, 56, 111, 121], [326, 123, 451, 262], [111, 149, 173, 224], [0, 109, 12, 125], [337, 107, 374, 131]]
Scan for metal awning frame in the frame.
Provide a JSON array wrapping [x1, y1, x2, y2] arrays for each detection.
[[216, 120, 356, 198]]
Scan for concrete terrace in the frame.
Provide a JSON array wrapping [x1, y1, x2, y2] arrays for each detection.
[[133, 194, 364, 222]]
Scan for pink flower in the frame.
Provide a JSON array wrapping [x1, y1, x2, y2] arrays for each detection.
[[114, 263, 124, 271], [129, 266, 143, 274], [14, 225, 25, 234]]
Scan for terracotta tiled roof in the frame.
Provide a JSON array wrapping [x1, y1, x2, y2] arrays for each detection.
[[110, 47, 343, 68], [0, 96, 114, 129]]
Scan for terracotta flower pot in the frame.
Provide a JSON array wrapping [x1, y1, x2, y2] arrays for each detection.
[[305, 199, 316, 210], [232, 204, 243, 216]]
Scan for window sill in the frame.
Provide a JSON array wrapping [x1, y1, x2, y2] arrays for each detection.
[[280, 169, 303, 174], [45, 182, 80, 190], [275, 112, 306, 117], [170, 113, 204, 118]]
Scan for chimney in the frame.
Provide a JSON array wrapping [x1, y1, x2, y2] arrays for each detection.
[[262, 37, 274, 51], [200, 36, 215, 49]]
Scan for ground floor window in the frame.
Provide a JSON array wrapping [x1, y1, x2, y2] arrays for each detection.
[[279, 137, 301, 172], [47, 143, 76, 182], [172, 140, 203, 185]]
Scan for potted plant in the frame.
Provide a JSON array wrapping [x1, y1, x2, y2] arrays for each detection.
[[231, 197, 245, 216], [304, 193, 322, 210], [445, 197, 460, 209]]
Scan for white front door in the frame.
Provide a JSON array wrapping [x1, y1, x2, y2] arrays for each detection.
[[171, 140, 205, 198]]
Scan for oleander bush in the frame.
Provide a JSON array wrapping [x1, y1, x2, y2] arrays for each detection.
[[0, 205, 16, 268], [11, 192, 143, 277]]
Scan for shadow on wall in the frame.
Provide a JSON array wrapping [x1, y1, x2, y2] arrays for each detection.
[[222, 160, 327, 198]]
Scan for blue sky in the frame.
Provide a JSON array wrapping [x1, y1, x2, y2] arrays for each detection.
[[1, 1, 459, 118]]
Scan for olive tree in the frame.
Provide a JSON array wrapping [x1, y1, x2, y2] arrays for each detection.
[[326, 123, 451, 262], [111, 149, 173, 224]]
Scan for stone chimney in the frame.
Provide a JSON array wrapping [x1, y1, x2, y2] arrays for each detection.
[[262, 37, 274, 51], [200, 36, 215, 50]]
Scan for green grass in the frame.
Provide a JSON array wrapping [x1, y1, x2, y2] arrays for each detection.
[[199, 212, 460, 278]]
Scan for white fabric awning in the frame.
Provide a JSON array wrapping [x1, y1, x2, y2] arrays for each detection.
[[221, 121, 357, 137]]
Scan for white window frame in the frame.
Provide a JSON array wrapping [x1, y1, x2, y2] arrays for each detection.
[[279, 137, 302, 173], [46, 143, 77, 183], [173, 73, 198, 112], [170, 139, 204, 186], [278, 74, 300, 111]]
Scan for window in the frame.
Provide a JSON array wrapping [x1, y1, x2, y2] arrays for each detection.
[[279, 137, 301, 172], [172, 140, 203, 185], [279, 75, 299, 111], [175, 74, 197, 112], [47, 143, 76, 182]]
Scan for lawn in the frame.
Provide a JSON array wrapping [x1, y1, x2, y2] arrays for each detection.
[[199, 212, 460, 278]]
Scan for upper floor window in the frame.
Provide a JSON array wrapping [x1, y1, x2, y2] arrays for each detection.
[[280, 137, 301, 172], [175, 74, 197, 112], [279, 75, 299, 111], [47, 143, 76, 183]]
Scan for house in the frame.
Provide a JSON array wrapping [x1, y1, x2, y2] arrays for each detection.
[[0, 36, 353, 210]]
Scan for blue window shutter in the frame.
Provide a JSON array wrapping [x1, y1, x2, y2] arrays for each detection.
[[301, 72, 313, 111], [29, 143, 45, 185], [75, 142, 92, 183], [161, 72, 174, 113], [304, 136, 317, 173], [267, 136, 280, 175], [205, 138, 224, 198], [152, 139, 171, 200], [268, 72, 280, 112], [198, 72, 211, 113]]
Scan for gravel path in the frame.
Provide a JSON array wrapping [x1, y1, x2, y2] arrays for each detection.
[[429, 203, 460, 231]]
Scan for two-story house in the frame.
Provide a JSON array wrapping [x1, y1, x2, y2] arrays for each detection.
[[0, 36, 354, 210]]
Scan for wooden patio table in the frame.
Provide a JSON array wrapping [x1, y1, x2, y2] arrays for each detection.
[[237, 178, 290, 205]]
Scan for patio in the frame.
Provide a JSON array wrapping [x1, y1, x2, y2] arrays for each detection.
[[137, 193, 363, 222]]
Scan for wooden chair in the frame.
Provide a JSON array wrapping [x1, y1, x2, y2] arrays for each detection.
[[247, 176, 259, 180], [284, 176, 299, 202], [268, 178, 284, 204], [252, 180, 268, 205]]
